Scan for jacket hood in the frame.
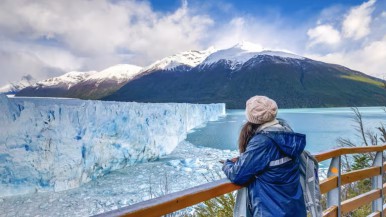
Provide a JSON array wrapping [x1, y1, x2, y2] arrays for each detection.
[[264, 132, 306, 158]]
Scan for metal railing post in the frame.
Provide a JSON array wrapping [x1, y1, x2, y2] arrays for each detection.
[[327, 156, 341, 217], [372, 151, 383, 215]]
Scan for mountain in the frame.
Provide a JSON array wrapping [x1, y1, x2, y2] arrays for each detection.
[[66, 64, 142, 99], [16, 70, 96, 97], [16, 47, 215, 99], [0, 75, 36, 94], [142, 47, 216, 72], [103, 42, 386, 108], [16, 64, 142, 99], [202, 42, 304, 69]]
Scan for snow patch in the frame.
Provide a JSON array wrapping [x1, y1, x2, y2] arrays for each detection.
[[85, 64, 142, 84], [0, 75, 36, 94], [202, 41, 305, 69], [33, 71, 97, 89], [143, 47, 217, 72], [29, 64, 142, 90]]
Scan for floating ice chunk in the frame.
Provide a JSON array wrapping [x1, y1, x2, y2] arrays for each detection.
[[182, 158, 193, 165], [166, 160, 181, 167], [182, 167, 192, 172], [182, 158, 201, 168], [195, 168, 208, 174], [139, 184, 147, 189]]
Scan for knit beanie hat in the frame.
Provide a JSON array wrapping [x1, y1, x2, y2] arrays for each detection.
[[246, 96, 278, 124]]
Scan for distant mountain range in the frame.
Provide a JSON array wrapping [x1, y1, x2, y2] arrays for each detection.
[[16, 64, 142, 99], [0, 75, 36, 94], [10, 42, 386, 108]]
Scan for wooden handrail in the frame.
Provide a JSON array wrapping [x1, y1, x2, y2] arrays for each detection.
[[314, 145, 386, 162], [341, 166, 381, 185], [341, 189, 382, 214], [323, 206, 338, 217], [93, 144, 386, 217], [93, 178, 242, 217], [320, 176, 338, 194]]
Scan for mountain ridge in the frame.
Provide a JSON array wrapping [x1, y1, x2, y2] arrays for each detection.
[[103, 53, 386, 108], [13, 42, 386, 108], [16, 64, 142, 99], [0, 75, 36, 94]]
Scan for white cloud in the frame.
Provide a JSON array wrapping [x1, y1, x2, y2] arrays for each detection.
[[342, 0, 376, 40], [208, 16, 308, 54], [307, 25, 341, 47], [304, 0, 386, 78], [306, 35, 386, 78], [0, 0, 213, 86], [0, 50, 65, 84]]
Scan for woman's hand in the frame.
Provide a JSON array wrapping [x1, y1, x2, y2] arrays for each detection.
[[230, 157, 239, 163], [219, 157, 239, 164]]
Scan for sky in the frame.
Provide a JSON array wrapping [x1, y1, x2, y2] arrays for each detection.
[[0, 0, 386, 86]]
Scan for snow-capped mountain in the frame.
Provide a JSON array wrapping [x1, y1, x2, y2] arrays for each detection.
[[16, 42, 305, 99], [15, 41, 386, 107], [86, 64, 142, 85], [66, 64, 143, 99], [32, 71, 97, 90], [17, 64, 142, 99], [201, 41, 304, 69], [104, 42, 386, 108], [143, 47, 216, 72], [0, 75, 36, 94]]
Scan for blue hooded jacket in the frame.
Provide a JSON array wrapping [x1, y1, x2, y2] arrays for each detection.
[[223, 124, 306, 217]]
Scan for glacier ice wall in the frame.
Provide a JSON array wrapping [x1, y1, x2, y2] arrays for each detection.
[[0, 94, 225, 197]]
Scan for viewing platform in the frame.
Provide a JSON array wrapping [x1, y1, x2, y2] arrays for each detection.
[[94, 145, 386, 217]]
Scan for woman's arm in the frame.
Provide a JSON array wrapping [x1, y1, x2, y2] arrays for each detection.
[[222, 138, 270, 185]]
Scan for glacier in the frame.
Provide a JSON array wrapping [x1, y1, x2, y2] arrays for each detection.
[[0, 94, 225, 197]]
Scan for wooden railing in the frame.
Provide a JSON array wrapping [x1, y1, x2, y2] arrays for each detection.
[[94, 145, 386, 217]]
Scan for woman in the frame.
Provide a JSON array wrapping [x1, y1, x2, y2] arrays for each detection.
[[222, 96, 306, 217]]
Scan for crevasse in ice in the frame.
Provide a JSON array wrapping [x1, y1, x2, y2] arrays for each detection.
[[0, 94, 225, 197]]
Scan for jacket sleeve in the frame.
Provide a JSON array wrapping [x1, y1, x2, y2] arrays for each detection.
[[222, 136, 271, 185]]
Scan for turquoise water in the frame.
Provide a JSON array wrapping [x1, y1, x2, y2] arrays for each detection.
[[186, 107, 386, 156]]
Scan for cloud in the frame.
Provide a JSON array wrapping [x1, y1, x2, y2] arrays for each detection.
[[0, 0, 213, 86], [307, 35, 386, 78], [307, 25, 341, 47], [305, 0, 386, 78], [342, 0, 376, 40], [125, 1, 213, 65], [208, 15, 309, 55], [0, 50, 65, 84]]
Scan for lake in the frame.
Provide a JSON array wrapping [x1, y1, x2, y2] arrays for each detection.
[[187, 107, 386, 155]]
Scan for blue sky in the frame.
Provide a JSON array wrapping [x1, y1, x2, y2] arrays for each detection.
[[0, 0, 385, 86], [149, 0, 370, 25]]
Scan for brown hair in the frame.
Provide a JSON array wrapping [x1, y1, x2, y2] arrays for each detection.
[[238, 122, 260, 153]]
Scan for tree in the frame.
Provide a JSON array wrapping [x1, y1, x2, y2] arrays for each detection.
[[337, 107, 386, 216], [183, 171, 236, 217]]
